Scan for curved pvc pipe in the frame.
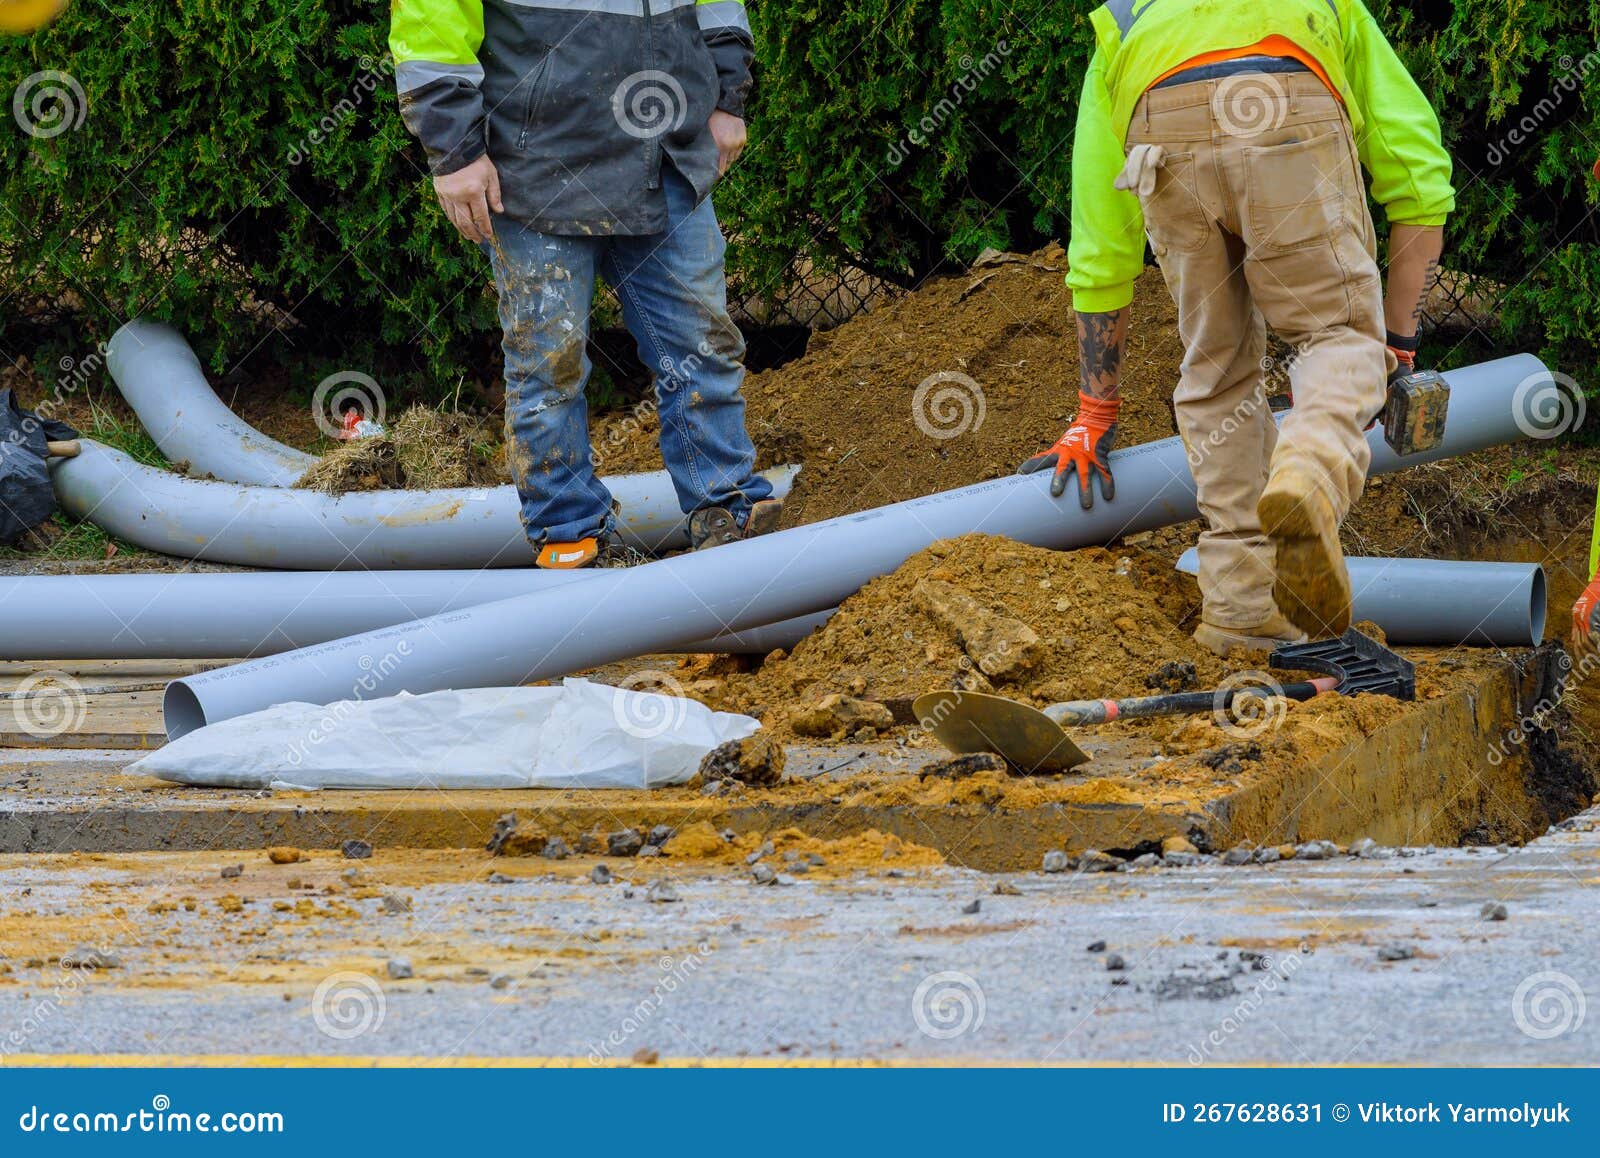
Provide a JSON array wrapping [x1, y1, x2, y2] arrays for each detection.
[[105, 319, 801, 557], [0, 571, 828, 659], [50, 441, 799, 567], [108, 320, 316, 485], [164, 355, 1552, 737], [1174, 550, 1546, 647]]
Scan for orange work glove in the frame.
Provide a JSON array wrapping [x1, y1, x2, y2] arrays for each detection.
[[1573, 573, 1600, 654], [1019, 392, 1119, 509]]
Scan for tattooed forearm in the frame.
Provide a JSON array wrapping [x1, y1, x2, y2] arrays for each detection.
[[1078, 308, 1130, 399], [1383, 224, 1444, 340]]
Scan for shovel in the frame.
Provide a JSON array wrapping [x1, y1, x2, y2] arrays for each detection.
[[912, 629, 1416, 773]]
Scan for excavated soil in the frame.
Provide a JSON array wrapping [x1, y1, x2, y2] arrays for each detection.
[[698, 534, 1222, 726], [589, 248, 1188, 524]]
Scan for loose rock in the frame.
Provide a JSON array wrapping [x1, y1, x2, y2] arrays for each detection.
[[541, 837, 571, 860], [341, 839, 373, 860], [266, 847, 302, 865], [698, 733, 787, 786], [1041, 850, 1069, 873], [1377, 944, 1416, 962], [1105, 953, 1127, 972], [961, 899, 981, 915], [1221, 845, 1254, 866], [387, 958, 413, 980], [590, 864, 612, 885], [752, 864, 777, 885], [790, 694, 895, 739], [608, 829, 645, 857], [1481, 902, 1508, 921], [646, 880, 680, 903], [220, 864, 243, 879]]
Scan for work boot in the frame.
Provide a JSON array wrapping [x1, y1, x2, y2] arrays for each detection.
[[534, 530, 628, 570], [688, 498, 784, 551], [1258, 468, 1351, 637], [1193, 614, 1308, 658]]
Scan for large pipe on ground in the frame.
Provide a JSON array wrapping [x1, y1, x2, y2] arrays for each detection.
[[49, 441, 799, 566], [164, 355, 1555, 738], [107, 320, 317, 486], [0, 571, 826, 659], [103, 320, 800, 557], [1174, 550, 1546, 647]]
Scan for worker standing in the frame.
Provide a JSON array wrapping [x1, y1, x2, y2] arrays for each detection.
[[1023, 0, 1453, 653], [390, 0, 780, 568]]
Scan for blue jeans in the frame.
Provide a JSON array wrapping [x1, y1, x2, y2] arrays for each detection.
[[486, 168, 773, 546]]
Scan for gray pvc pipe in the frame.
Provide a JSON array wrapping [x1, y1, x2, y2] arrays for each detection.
[[1174, 550, 1546, 647], [165, 355, 1551, 738], [0, 571, 827, 660], [107, 320, 317, 486], [49, 441, 799, 567], [104, 319, 800, 557]]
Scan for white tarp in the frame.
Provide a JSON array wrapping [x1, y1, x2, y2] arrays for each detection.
[[131, 677, 759, 791]]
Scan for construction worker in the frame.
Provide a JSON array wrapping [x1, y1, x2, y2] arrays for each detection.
[[1023, 0, 1453, 654], [390, 0, 780, 568], [1572, 488, 1600, 659]]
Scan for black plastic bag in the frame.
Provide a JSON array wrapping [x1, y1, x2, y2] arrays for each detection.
[[0, 389, 79, 546]]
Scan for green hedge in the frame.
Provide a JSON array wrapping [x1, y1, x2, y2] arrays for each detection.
[[2, 1, 1597, 388]]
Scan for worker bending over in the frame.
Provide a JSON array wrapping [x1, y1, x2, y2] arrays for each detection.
[[1024, 0, 1452, 653], [391, 0, 779, 568]]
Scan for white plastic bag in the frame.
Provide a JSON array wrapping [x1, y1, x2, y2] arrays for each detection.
[[131, 677, 759, 790]]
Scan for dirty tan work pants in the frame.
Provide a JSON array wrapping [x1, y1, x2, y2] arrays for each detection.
[[1126, 73, 1390, 629]]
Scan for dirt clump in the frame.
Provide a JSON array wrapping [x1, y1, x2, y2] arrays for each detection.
[[697, 733, 785, 785], [295, 406, 503, 493], [589, 248, 1185, 524], [704, 533, 1218, 737]]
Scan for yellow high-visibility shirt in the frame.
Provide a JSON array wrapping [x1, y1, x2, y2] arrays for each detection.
[[1068, 0, 1455, 314]]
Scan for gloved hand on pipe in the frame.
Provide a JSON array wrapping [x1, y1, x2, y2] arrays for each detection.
[[1018, 392, 1119, 509], [1572, 572, 1600, 655]]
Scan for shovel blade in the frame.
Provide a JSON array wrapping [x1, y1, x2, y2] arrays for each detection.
[[913, 690, 1090, 774]]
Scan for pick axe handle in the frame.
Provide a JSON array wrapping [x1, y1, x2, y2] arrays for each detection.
[[1043, 677, 1341, 727]]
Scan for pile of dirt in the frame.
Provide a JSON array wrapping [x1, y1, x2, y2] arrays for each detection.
[[295, 406, 503, 494], [589, 247, 1186, 525], [693, 533, 1225, 738]]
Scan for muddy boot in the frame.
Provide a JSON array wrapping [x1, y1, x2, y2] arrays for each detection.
[[1257, 469, 1351, 637], [1193, 614, 1308, 658], [688, 498, 784, 551]]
